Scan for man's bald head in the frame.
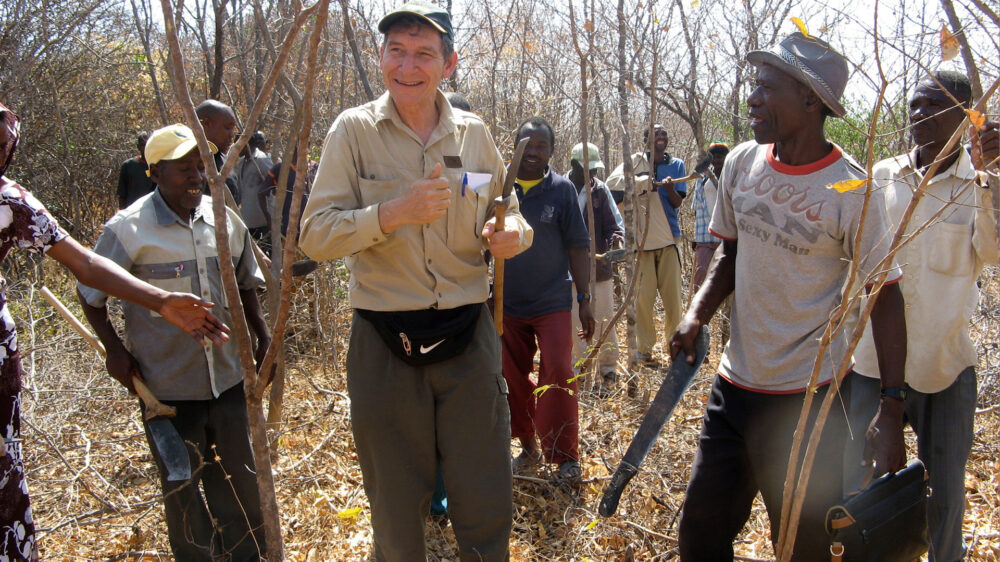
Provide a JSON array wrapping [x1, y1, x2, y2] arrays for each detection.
[[196, 100, 237, 154]]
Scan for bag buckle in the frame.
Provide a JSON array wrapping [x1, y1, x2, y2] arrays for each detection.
[[399, 332, 412, 356]]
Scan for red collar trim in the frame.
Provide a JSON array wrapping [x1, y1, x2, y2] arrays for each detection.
[[765, 143, 842, 176]]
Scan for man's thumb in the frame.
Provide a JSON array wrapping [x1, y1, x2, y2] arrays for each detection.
[[427, 162, 442, 179]]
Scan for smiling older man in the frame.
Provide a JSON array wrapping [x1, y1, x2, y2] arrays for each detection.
[[299, 2, 532, 560]]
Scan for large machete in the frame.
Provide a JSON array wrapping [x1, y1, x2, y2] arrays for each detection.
[[40, 286, 192, 481], [492, 137, 529, 336], [599, 325, 710, 517]]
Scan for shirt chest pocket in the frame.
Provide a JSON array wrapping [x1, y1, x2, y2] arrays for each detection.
[[445, 170, 491, 248], [926, 222, 974, 277], [134, 261, 197, 317], [357, 177, 408, 209]]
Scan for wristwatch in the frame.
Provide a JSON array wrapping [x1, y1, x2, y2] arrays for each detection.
[[880, 385, 908, 401], [577, 292, 592, 303]]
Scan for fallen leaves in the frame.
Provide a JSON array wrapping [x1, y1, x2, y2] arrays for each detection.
[[336, 507, 362, 521]]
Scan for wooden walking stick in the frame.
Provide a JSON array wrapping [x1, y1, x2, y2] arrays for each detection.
[[493, 137, 528, 336]]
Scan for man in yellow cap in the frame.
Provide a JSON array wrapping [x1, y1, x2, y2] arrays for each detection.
[[79, 123, 271, 561]]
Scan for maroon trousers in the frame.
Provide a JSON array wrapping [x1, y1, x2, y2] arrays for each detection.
[[501, 310, 579, 464]]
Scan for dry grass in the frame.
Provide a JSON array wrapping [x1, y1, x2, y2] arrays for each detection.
[[10, 260, 1000, 561]]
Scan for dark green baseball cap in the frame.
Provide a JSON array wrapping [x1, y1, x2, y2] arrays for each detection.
[[378, 1, 452, 39]]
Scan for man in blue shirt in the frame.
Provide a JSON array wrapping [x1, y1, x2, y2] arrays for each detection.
[[607, 124, 687, 368], [502, 117, 594, 482]]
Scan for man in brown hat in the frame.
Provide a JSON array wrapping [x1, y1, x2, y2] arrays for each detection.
[[669, 32, 908, 559], [299, 2, 532, 560]]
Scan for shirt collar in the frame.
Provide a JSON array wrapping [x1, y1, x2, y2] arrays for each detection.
[[904, 145, 977, 182], [373, 90, 458, 145], [152, 188, 215, 228], [515, 166, 552, 188]]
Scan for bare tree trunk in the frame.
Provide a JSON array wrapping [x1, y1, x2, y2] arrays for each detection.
[[616, 0, 638, 373], [157, 0, 320, 557], [941, 0, 983, 100], [339, 0, 375, 102], [209, 0, 227, 99], [569, 0, 596, 385], [130, 0, 169, 124]]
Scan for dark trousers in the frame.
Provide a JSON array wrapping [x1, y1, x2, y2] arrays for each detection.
[[679, 374, 849, 561], [347, 305, 513, 562], [501, 310, 579, 464], [143, 382, 265, 561], [844, 369, 976, 562]]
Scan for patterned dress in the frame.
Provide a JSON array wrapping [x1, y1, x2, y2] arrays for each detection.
[[0, 103, 69, 562]]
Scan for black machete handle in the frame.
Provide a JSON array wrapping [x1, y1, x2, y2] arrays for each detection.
[[599, 462, 638, 517]]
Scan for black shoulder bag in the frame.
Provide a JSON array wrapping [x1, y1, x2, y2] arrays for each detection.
[[826, 459, 930, 562]]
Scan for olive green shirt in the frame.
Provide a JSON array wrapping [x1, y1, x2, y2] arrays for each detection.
[[300, 91, 532, 311]]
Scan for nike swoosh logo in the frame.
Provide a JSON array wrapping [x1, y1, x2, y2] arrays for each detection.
[[420, 339, 446, 354]]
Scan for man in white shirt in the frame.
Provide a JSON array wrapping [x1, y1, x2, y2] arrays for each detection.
[[846, 70, 1000, 562]]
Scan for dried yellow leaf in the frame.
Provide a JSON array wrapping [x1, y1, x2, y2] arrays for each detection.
[[967, 109, 986, 129], [790, 17, 810, 38], [586, 520, 598, 531], [691, 0, 700, 7], [337, 507, 362, 520], [827, 179, 868, 193], [940, 25, 959, 61]]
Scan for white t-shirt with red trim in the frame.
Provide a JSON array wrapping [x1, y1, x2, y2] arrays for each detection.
[[709, 141, 901, 393]]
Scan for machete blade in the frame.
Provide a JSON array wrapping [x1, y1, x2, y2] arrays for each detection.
[[502, 137, 529, 198], [147, 417, 191, 482], [599, 326, 710, 517]]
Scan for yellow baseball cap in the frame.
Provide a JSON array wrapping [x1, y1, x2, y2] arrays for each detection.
[[145, 123, 217, 166]]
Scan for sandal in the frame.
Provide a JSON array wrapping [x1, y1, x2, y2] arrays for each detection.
[[511, 450, 542, 474], [557, 460, 582, 482]]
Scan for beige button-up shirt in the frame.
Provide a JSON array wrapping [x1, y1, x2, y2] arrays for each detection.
[[854, 148, 999, 393], [606, 152, 676, 250], [300, 91, 532, 311]]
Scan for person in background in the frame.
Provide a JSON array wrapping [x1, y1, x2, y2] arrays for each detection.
[[567, 142, 623, 395], [195, 100, 241, 204], [502, 117, 593, 482], [0, 103, 228, 562], [444, 91, 471, 112], [606, 124, 687, 367], [234, 130, 274, 242], [689, 141, 728, 293], [117, 131, 155, 209]]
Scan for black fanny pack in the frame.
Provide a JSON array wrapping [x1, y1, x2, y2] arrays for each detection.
[[357, 303, 482, 366]]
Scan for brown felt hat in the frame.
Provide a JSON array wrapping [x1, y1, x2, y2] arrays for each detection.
[[747, 32, 849, 118]]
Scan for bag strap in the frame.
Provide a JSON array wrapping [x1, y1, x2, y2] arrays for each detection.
[[830, 541, 844, 562]]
